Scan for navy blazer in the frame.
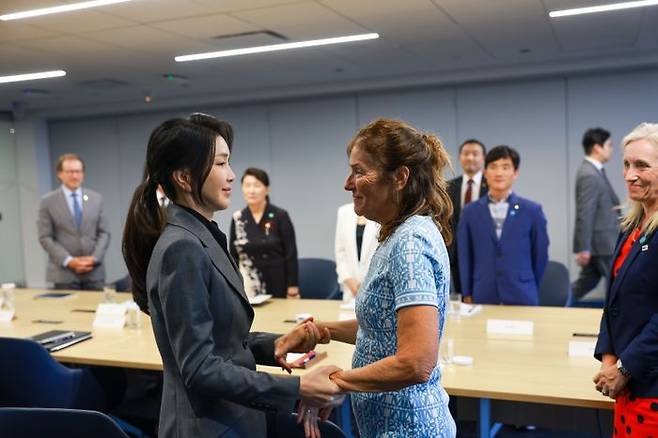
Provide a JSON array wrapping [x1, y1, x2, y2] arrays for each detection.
[[595, 229, 658, 398], [147, 205, 299, 437], [457, 193, 549, 305]]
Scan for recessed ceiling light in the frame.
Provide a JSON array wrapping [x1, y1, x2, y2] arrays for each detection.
[[549, 0, 658, 18], [0, 0, 133, 21], [0, 70, 66, 84], [175, 33, 380, 63]]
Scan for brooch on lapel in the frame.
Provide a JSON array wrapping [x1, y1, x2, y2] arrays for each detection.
[[83, 194, 89, 202], [264, 222, 272, 236], [510, 204, 520, 217], [640, 234, 650, 251]]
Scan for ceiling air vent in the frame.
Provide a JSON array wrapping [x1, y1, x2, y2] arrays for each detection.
[[210, 30, 288, 50], [76, 78, 130, 90]]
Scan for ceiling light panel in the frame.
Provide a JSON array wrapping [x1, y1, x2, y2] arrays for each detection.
[[0, 70, 66, 84], [175, 33, 380, 62], [549, 0, 658, 17], [0, 0, 133, 21]]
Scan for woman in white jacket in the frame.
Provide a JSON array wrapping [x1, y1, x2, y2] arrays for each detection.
[[334, 203, 380, 303]]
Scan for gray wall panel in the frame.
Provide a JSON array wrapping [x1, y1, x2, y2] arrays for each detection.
[[268, 96, 358, 259], [357, 88, 460, 176]]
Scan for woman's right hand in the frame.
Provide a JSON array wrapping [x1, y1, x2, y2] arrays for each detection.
[[299, 365, 343, 407]]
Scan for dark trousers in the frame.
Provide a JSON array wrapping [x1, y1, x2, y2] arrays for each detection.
[[54, 281, 104, 291], [571, 255, 612, 301]]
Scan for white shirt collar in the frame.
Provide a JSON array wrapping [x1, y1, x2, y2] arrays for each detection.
[[61, 185, 82, 198], [584, 156, 603, 171], [464, 170, 483, 185]]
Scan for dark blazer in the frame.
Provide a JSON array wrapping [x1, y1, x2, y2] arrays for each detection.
[[457, 193, 549, 305], [595, 229, 658, 397], [37, 187, 110, 284], [147, 205, 299, 437], [229, 203, 298, 298], [447, 175, 487, 294], [573, 160, 620, 255]]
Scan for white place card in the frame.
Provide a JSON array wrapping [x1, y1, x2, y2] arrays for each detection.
[[486, 319, 534, 336], [0, 309, 14, 322], [93, 303, 126, 329], [568, 340, 596, 357]]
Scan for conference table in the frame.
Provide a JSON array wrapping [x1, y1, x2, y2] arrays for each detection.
[[0, 289, 613, 437]]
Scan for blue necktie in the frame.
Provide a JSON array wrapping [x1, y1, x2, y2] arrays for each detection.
[[71, 192, 82, 228]]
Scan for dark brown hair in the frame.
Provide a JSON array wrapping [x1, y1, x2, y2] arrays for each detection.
[[56, 153, 85, 172], [347, 118, 454, 244], [122, 113, 233, 312]]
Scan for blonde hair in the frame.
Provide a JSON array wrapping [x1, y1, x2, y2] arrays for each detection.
[[347, 118, 454, 244], [619, 122, 658, 234]]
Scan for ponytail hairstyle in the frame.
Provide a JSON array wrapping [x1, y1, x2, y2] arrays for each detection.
[[347, 118, 454, 244], [123, 113, 233, 313]]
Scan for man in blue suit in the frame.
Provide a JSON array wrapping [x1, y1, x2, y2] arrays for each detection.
[[458, 145, 549, 305]]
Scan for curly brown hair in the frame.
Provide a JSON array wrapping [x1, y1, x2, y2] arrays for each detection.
[[347, 118, 454, 244]]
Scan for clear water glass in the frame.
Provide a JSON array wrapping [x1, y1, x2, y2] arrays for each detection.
[[103, 285, 116, 304]]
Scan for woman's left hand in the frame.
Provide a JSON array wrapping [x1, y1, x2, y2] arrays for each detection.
[[297, 397, 344, 438], [593, 364, 630, 399], [274, 318, 328, 372]]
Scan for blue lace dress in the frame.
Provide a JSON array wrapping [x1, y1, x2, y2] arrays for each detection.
[[351, 215, 456, 438]]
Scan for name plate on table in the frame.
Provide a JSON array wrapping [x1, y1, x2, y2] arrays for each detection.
[[568, 340, 596, 357], [93, 303, 126, 328], [486, 319, 534, 336]]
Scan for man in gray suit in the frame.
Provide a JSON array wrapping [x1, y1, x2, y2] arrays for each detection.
[[572, 128, 620, 301], [38, 153, 110, 290]]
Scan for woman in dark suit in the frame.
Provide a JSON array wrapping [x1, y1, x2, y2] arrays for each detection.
[[230, 168, 299, 299], [122, 114, 341, 437], [594, 122, 658, 436]]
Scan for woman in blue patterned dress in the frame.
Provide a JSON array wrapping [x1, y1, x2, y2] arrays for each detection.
[[302, 118, 456, 437]]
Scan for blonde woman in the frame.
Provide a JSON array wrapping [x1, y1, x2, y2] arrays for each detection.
[[594, 122, 658, 436]]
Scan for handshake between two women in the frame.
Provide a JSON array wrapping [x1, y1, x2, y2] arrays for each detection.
[[274, 317, 346, 438]]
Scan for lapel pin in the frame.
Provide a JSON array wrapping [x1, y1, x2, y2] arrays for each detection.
[[639, 235, 647, 244], [642, 244, 649, 252], [83, 194, 89, 202], [514, 204, 519, 210]]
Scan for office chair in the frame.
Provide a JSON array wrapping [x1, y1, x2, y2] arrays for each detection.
[[0, 337, 106, 410], [113, 275, 132, 293], [0, 408, 129, 438], [274, 412, 346, 438], [298, 258, 341, 300], [538, 261, 573, 307], [0, 338, 143, 437]]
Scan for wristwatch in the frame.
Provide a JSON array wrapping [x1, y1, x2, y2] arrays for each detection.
[[617, 359, 631, 378]]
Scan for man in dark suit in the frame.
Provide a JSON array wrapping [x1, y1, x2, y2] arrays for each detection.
[[458, 146, 549, 305], [447, 139, 488, 295], [37, 153, 110, 290], [573, 128, 620, 301]]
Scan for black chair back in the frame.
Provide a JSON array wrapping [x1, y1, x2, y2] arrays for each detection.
[[0, 408, 129, 438], [538, 261, 572, 307], [298, 258, 341, 300]]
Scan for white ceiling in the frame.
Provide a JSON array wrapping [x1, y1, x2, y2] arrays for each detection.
[[1, 0, 657, 117]]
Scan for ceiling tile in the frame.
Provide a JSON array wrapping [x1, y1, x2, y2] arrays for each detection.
[[436, 0, 560, 59], [233, 2, 367, 40], [0, 20, 58, 43], [19, 9, 136, 33], [151, 13, 258, 41], [86, 25, 217, 56], [99, 0, 210, 22], [549, 7, 643, 51]]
